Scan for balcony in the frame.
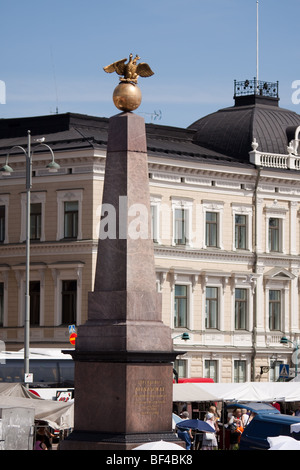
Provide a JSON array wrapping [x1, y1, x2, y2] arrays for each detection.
[[249, 138, 300, 170]]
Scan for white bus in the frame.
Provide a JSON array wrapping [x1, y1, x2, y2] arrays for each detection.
[[0, 348, 74, 400]]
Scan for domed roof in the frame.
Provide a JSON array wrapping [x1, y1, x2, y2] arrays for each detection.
[[189, 81, 300, 163]]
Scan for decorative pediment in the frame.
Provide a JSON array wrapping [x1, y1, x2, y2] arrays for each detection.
[[264, 267, 295, 281], [264, 201, 288, 216], [169, 267, 201, 291]]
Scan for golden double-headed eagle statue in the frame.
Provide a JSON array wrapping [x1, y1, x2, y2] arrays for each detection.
[[103, 53, 154, 84]]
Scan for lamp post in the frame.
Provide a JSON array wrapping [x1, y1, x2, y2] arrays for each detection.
[[173, 332, 190, 341], [172, 333, 190, 382], [280, 336, 299, 378], [1, 130, 59, 387]]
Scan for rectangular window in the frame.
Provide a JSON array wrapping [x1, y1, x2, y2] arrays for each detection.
[[174, 208, 186, 245], [30, 203, 42, 240], [151, 205, 158, 243], [174, 285, 188, 328], [64, 201, 78, 239], [269, 290, 281, 330], [0, 283, 3, 327], [270, 360, 283, 382], [173, 359, 187, 379], [206, 212, 218, 247], [235, 214, 247, 249], [204, 360, 218, 382], [235, 288, 248, 330], [269, 218, 280, 252], [30, 281, 40, 326], [62, 280, 77, 325], [234, 360, 246, 382], [205, 287, 218, 329], [0, 206, 5, 243]]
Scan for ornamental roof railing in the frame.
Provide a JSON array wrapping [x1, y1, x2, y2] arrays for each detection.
[[234, 79, 279, 99]]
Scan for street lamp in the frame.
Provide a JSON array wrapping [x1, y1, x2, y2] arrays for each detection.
[[173, 332, 190, 341], [172, 333, 190, 383], [280, 336, 299, 378], [1, 130, 59, 387]]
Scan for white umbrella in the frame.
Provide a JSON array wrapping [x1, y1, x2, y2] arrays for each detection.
[[133, 440, 185, 450], [268, 435, 300, 450], [291, 423, 300, 433], [172, 413, 183, 430]]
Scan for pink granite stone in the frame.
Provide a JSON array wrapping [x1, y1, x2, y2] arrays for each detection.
[[60, 112, 178, 450]]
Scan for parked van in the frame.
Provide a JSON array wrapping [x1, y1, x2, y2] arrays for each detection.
[[227, 402, 300, 450]]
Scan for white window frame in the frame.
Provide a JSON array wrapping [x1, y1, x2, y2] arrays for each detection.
[[171, 197, 193, 247], [202, 273, 228, 331], [234, 286, 250, 331], [20, 192, 46, 242], [264, 269, 294, 333], [203, 358, 219, 382], [173, 283, 190, 329], [233, 358, 249, 383], [28, 270, 45, 326], [266, 287, 283, 332], [173, 357, 189, 379], [231, 203, 253, 251], [202, 200, 224, 249], [12, 265, 46, 327], [205, 285, 220, 329], [264, 204, 287, 254], [269, 359, 284, 382], [231, 274, 255, 332], [170, 269, 198, 330], [50, 262, 83, 326], [57, 189, 83, 241], [150, 195, 162, 244]]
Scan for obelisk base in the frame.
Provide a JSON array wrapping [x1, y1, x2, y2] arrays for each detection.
[[59, 354, 181, 450], [59, 431, 184, 451]]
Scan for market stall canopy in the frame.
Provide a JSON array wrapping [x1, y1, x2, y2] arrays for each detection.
[[0, 383, 41, 399], [0, 383, 73, 430], [173, 383, 219, 402], [173, 382, 300, 403]]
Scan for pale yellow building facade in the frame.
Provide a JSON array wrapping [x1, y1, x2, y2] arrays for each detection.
[[1, 85, 300, 383]]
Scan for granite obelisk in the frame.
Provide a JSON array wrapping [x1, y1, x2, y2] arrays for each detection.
[[60, 56, 178, 450]]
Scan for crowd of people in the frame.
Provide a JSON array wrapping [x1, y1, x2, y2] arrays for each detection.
[[176, 405, 255, 450]]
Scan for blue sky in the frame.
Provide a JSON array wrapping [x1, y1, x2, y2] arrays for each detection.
[[1, 0, 300, 128]]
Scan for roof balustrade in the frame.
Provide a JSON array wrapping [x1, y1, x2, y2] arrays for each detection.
[[249, 138, 300, 170]]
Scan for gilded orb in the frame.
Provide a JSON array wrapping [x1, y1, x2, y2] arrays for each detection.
[[113, 82, 142, 112]]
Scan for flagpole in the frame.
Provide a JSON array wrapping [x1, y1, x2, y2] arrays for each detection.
[[256, 0, 259, 86]]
